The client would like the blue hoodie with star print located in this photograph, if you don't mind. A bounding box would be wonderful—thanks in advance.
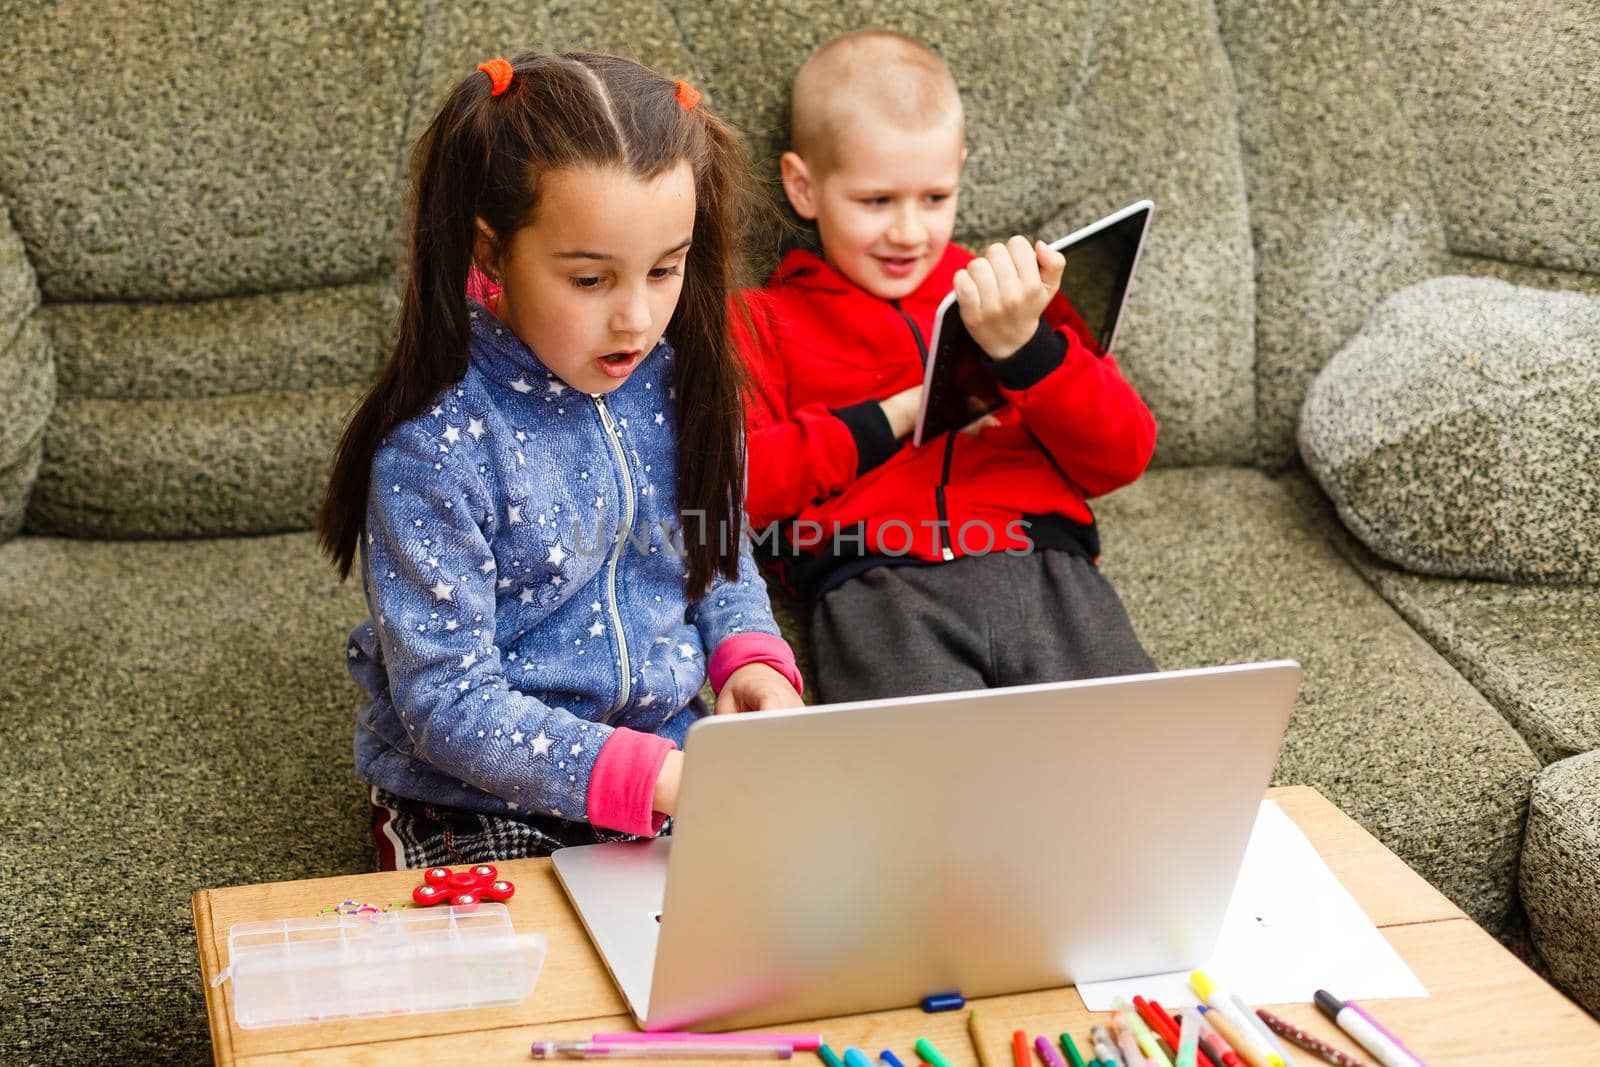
[345,304,795,832]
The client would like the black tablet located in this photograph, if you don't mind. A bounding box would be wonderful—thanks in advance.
[912,200,1153,447]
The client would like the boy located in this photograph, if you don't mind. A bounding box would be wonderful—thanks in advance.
[738,29,1158,703]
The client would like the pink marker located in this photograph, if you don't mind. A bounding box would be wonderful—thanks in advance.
[592,1032,822,1052]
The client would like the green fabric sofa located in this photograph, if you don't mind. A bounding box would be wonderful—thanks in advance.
[2,1,1596,1061]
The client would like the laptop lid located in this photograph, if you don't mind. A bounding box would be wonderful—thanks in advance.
[913,199,1154,447]
[602,660,1301,1031]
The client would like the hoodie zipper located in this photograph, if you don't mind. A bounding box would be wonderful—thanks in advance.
[891,299,956,560]
[591,394,633,718]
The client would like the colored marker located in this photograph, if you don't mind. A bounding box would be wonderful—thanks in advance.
[1059,1033,1090,1067]
[1190,973,1281,1067]
[1012,1031,1030,1067]
[1255,1010,1363,1067]
[969,1009,1003,1067]
[1114,998,1174,1067]
[820,1044,847,1067]
[1195,1010,1244,1067]
[1090,1025,1125,1067]
[1230,994,1298,1067]
[915,1038,954,1067]
[594,1033,822,1051]
[880,1052,908,1067]
[1175,1010,1200,1067]
[1111,1014,1145,1067]
[1035,1035,1069,1067]
[845,1050,877,1067]
[1196,1007,1270,1067]
[1134,997,1182,1054]
[531,1043,792,1059]
[1314,991,1427,1067]
[923,993,966,1012]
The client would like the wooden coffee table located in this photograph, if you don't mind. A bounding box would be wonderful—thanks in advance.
[192,787,1599,1065]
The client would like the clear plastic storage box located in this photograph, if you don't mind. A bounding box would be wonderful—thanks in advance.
[214,903,546,1029]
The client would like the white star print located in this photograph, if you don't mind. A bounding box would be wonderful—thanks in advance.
[550,575,563,586]
[442,425,461,444]
[467,417,486,440]
[347,645,359,659]
[546,380,567,396]
[570,742,583,756]
[654,412,664,425]
[590,601,602,612]
[547,544,567,566]
[498,577,512,589]
[430,405,443,416]
[459,652,478,669]
[595,495,605,509]
[515,431,527,442]
[529,731,553,757]
[638,691,657,708]
[518,587,535,605]
[588,620,605,637]
[478,559,495,574]
[430,580,455,603]
[511,730,524,744]
[509,378,532,394]
[507,504,522,525]
[444,620,458,631]
[676,642,697,660]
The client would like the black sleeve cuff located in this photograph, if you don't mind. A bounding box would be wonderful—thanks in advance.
[831,399,903,476]
[982,318,1067,391]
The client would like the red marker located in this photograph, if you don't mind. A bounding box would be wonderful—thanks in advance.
[1135,996,1181,1053]
[1012,1030,1030,1067]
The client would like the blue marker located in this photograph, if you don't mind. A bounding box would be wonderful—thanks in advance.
[844,1050,875,1067]
[921,992,966,1012]
[880,1052,908,1067]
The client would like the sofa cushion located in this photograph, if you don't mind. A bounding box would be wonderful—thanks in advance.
[1095,466,1540,937]
[1299,276,1600,585]
[0,206,52,538]
[1522,751,1600,1017]
[0,2,422,301]
[26,285,382,537]
[671,0,1257,466]
[0,532,369,1063]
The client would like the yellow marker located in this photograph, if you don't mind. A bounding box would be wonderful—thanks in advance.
[1190,971,1291,1067]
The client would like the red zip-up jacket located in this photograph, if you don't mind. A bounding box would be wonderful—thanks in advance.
[736,245,1157,599]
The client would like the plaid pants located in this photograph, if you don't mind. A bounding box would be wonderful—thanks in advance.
[368,786,663,870]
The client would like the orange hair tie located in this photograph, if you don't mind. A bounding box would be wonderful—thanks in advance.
[477,58,514,98]
[673,79,701,110]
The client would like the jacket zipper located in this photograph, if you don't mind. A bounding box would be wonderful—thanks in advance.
[893,299,955,559]
[592,394,634,718]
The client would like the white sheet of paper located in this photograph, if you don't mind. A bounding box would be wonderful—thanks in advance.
[1074,799,1428,1010]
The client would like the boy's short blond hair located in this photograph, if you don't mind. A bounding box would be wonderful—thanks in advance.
[790,30,963,172]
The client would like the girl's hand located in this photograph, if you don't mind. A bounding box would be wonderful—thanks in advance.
[952,236,1067,361]
[652,749,684,816]
[714,663,804,715]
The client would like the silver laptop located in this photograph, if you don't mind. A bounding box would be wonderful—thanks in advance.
[552,660,1301,1032]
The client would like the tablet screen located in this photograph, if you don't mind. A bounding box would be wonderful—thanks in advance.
[915,202,1151,446]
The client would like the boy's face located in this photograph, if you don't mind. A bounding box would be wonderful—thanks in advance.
[782,115,965,301]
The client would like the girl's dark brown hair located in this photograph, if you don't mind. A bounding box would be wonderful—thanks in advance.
[317,51,753,600]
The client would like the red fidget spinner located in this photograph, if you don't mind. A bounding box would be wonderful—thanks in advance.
[410,863,517,907]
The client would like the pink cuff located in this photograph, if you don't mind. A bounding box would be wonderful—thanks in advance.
[708,632,804,696]
[586,728,676,836]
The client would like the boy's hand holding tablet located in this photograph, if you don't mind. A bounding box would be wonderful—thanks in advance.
[951,235,1067,360]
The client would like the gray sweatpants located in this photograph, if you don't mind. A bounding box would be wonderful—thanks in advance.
[810,550,1156,704]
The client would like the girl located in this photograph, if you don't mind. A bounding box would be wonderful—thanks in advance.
[317,52,804,870]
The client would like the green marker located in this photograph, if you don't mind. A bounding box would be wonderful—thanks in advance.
[914,1037,953,1067]
[1059,1033,1089,1067]
[819,1043,846,1067]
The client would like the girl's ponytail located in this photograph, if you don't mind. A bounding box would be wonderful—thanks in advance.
[320,52,758,602]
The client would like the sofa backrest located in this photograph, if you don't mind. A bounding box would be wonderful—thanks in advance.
[1,0,1260,540]
[1216,0,1600,467]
